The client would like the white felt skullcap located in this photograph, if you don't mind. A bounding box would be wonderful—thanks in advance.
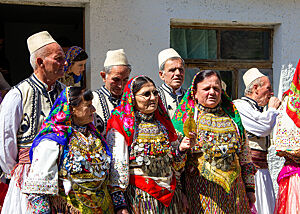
[158,48,182,69]
[243,68,266,88]
[104,49,129,67]
[27,31,57,55]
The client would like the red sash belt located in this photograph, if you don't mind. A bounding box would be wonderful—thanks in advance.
[251,149,268,169]
[10,147,31,188]
[129,174,176,207]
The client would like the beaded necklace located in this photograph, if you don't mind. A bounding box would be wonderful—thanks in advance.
[193,104,241,171]
[129,111,172,177]
[59,128,111,208]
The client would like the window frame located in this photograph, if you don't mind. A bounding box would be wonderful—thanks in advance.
[170,19,276,99]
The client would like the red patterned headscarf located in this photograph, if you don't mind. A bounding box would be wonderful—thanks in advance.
[282,59,300,127]
[106,76,177,146]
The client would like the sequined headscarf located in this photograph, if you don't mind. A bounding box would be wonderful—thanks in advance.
[106,76,178,146]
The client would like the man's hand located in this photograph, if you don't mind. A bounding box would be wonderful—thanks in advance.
[268,97,281,109]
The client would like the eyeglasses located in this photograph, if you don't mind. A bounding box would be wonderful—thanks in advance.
[135,90,159,98]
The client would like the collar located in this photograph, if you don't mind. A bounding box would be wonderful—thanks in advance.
[242,96,264,112]
[196,103,221,113]
[32,73,57,92]
[162,83,183,96]
[72,123,88,133]
[100,86,121,107]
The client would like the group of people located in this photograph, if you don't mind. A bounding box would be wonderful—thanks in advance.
[0,30,299,214]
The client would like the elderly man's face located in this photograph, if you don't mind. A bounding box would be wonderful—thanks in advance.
[42,43,66,81]
[101,65,130,98]
[159,58,185,92]
[256,76,273,106]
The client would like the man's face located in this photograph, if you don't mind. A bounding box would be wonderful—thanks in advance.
[159,58,185,91]
[42,43,66,81]
[101,65,130,97]
[256,76,273,106]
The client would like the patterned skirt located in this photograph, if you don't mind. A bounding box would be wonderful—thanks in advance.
[50,182,114,214]
[125,184,185,214]
[275,171,300,214]
[184,170,251,214]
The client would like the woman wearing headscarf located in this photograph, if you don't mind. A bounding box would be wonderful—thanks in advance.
[22,87,114,213]
[172,70,257,213]
[273,59,300,214]
[106,76,192,214]
[60,46,88,87]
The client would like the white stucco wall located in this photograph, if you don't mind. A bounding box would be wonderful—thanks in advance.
[86,0,300,96]
[2,0,299,93]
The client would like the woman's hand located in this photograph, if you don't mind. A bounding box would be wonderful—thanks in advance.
[246,192,256,204]
[179,132,196,152]
[116,209,129,214]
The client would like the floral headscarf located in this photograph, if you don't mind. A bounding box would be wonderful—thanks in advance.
[106,76,178,146]
[30,87,111,161]
[172,71,245,140]
[282,59,300,127]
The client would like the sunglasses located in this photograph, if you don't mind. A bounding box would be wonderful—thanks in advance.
[136,90,159,98]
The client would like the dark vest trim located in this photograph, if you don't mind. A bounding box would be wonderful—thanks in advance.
[16,78,41,144]
[157,86,169,115]
[94,88,110,125]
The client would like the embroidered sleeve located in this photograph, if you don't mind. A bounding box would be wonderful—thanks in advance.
[170,140,187,171]
[238,135,257,192]
[170,140,187,191]
[106,128,129,210]
[22,139,59,195]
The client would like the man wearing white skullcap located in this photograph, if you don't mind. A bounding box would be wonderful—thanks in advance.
[233,68,281,214]
[157,48,186,118]
[0,31,66,213]
[93,49,131,135]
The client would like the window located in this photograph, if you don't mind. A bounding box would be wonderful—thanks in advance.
[170,20,275,99]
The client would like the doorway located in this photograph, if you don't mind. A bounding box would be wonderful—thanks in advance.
[0,3,84,86]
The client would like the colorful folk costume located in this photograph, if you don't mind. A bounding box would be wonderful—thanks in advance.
[273,59,300,214]
[0,74,65,214]
[157,83,186,118]
[22,87,114,214]
[234,96,278,214]
[60,46,84,87]
[172,72,256,214]
[106,76,187,213]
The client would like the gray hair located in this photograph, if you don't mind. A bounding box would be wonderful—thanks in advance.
[244,77,263,96]
[29,45,50,70]
[103,64,132,74]
[160,57,185,72]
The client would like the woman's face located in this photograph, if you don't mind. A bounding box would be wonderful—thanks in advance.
[134,82,159,114]
[194,74,222,108]
[72,99,96,126]
[69,59,87,76]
